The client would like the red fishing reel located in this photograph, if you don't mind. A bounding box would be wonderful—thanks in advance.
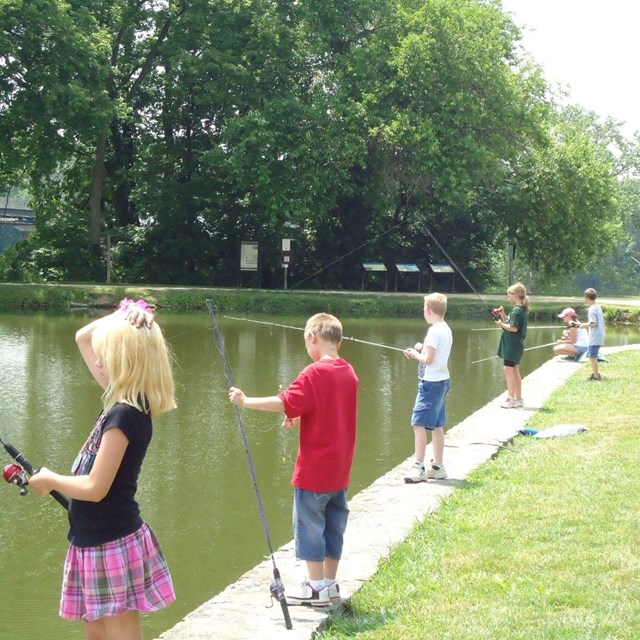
[3,463,29,496]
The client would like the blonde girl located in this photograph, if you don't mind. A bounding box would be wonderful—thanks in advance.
[494,282,529,408]
[29,300,176,640]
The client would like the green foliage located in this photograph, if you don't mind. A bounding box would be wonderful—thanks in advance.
[1,0,637,291]
[0,284,78,309]
[501,107,622,277]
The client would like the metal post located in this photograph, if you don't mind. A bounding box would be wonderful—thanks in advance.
[508,243,515,286]
[106,232,112,284]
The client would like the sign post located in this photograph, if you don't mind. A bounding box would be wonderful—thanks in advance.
[239,241,259,287]
[281,239,292,290]
[507,243,516,286]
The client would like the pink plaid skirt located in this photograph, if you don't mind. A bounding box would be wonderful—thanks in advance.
[60,522,175,622]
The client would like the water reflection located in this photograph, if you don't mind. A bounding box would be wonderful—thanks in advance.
[0,311,637,640]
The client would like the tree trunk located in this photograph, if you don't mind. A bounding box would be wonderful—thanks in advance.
[89,134,107,245]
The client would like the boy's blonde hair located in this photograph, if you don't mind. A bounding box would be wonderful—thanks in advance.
[508,282,530,312]
[304,313,343,345]
[424,292,447,317]
[91,316,177,417]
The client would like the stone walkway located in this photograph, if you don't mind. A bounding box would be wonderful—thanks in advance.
[155,345,636,640]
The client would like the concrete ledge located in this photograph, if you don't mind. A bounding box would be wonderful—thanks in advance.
[156,346,635,640]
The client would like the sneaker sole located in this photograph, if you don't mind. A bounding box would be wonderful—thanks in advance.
[286,599,331,607]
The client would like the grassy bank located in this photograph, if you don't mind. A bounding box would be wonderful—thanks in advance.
[319,349,640,640]
[0,282,461,316]
[1,283,639,323]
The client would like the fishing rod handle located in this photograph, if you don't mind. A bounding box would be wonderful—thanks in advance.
[4,441,69,510]
[272,568,293,630]
[49,489,70,510]
[14,452,35,476]
[22,459,70,510]
[26,464,70,510]
[280,598,292,630]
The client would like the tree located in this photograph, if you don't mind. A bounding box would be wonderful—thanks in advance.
[501,107,621,278]
[0,0,630,289]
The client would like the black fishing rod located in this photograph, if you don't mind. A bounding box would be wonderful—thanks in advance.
[414,217,502,320]
[206,301,293,630]
[1,436,69,510]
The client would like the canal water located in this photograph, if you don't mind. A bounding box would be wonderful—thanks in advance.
[0,311,637,639]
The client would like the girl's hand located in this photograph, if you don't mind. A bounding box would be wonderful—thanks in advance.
[118,298,154,328]
[125,307,154,328]
[27,467,56,497]
[403,348,418,360]
[229,387,246,407]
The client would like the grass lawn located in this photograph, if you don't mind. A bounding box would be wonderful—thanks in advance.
[319,350,640,640]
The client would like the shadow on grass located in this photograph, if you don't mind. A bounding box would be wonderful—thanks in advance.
[324,602,398,636]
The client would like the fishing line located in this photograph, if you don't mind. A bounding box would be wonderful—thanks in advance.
[472,325,561,332]
[287,218,407,290]
[413,216,499,320]
[224,315,406,353]
[471,341,558,364]
[206,300,293,630]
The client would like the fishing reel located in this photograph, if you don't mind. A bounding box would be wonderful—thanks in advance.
[269,577,285,603]
[268,568,292,629]
[3,463,29,496]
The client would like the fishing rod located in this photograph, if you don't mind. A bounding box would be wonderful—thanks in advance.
[287,219,408,291]
[224,315,407,353]
[471,341,557,364]
[1,436,69,510]
[472,325,561,332]
[414,217,503,321]
[207,301,293,630]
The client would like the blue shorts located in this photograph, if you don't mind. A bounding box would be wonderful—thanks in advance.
[575,345,588,356]
[293,487,349,562]
[587,344,601,359]
[411,378,451,430]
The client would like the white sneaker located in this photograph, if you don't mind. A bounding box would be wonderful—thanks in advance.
[500,397,514,408]
[511,398,524,408]
[404,461,427,483]
[286,580,330,606]
[426,461,447,480]
[325,581,341,602]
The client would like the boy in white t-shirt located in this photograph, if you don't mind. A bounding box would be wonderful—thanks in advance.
[402,293,453,483]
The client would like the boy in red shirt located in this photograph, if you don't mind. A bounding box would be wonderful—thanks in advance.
[229,313,358,606]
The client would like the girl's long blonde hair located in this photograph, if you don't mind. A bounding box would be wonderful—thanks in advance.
[91,316,177,417]
[508,282,530,312]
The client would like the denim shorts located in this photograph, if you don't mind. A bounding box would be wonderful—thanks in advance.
[587,344,601,359]
[411,378,451,430]
[293,487,349,562]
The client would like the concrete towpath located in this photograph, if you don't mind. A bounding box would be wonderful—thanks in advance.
[155,345,636,640]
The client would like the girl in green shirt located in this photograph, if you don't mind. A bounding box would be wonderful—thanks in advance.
[494,282,529,408]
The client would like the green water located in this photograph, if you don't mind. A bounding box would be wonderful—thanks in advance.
[0,312,636,639]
